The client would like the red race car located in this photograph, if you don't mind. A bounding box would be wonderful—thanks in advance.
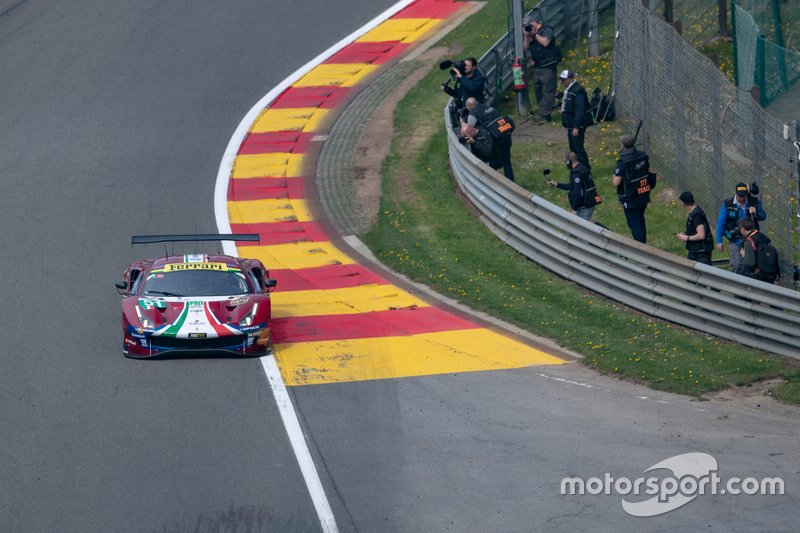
[116,234,277,358]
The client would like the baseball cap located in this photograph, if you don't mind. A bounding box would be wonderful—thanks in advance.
[678,191,694,204]
[559,70,574,80]
[735,182,749,197]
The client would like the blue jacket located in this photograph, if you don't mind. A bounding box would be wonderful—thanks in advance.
[715,196,767,245]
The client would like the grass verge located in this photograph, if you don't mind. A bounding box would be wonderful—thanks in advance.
[363,0,798,401]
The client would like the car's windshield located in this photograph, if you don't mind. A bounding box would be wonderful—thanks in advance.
[141,268,250,297]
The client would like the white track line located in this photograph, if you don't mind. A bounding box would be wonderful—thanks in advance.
[213,2,416,531]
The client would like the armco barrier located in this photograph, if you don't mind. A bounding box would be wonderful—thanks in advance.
[446,110,800,357]
[446,1,800,357]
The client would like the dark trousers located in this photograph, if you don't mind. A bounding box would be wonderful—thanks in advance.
[623,206,647,243]
[494,136,514,182]
[687,251,712,265]
[567,127,589,169]
[532,68,556,119]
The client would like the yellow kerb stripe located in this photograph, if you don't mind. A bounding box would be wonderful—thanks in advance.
[227,199,313,224]
[274,328,565,386]
[232,153,306,179]
[356,18,443,43]
[250,108,329,133]
[242,242,355,271]
[272,284,427,318]
[293,63,379,88]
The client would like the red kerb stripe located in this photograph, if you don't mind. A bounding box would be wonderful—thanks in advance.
[269,264,386,292]
[272,307,478,343]
[270,86,351,109]
[231,221,328,245]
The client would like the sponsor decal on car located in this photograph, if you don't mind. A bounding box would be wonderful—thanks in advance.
[188,332,207,339]
[164,262,226,272]
[138,298,167,310]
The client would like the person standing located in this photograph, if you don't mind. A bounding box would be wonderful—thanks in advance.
[612,134,653,243]
[675,191,713,265]
[715,182,767,270]
[440,57,485,109]
[558,70,592,170]
[522,12,559,124]
[547,152,596,220]
[465,97,514,181]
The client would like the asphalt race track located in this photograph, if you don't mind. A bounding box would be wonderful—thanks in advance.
[0,1,396,531]
[1,1,799,532]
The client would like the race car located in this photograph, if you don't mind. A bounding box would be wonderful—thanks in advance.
[115,234,277,358]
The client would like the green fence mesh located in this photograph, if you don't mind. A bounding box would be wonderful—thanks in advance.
[733,0,800,107]
[614,0,799,283]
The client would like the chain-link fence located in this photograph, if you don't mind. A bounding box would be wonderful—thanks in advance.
[614,0,799,284]
[733,0,800,107]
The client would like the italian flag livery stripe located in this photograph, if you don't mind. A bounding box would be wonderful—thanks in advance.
[154,301,240,338]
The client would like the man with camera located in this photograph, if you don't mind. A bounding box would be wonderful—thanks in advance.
[440,57,485,109]
[714,182,767,270]
[547,151,599,221]
[523,12,560,124]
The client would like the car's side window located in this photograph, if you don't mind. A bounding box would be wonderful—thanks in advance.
[130,269,143,294]
[248,269,263,293]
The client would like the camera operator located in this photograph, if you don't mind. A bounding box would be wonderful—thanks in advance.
[523,11,559,124]
[440,57,485,109]
[715,182,767,270]
[547,152,597,221]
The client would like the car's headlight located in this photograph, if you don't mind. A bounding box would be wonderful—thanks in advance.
[135,305,154,329]
[240,303,259,327]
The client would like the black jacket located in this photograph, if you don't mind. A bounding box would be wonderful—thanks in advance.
[443,69,486,105]
[561,82,591,129]
[556,164,591,210]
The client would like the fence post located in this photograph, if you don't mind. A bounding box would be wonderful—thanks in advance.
[511,0,530,115]
[755,35,766,106]
[731,0,739,86]
[795,120,800,284]
[771,0,788,88]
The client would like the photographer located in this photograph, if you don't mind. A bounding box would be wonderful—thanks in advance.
[459,115,494,166]
[523,12,559,124]
[714,182,767,270]
[440,57,485,109]
[465,97,514,181]
[547,151,597,221]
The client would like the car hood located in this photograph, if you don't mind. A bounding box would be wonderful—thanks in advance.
[136,296,253,338]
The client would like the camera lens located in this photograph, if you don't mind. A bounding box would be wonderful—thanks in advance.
[524,24,532,32]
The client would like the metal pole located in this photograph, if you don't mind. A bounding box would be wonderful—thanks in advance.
[731,0,739,86]
[718,0,728,37]
[795,120,800,283]
[771,0,788,87]
[664,0,673,24]
[588,0,600,57]
[512,0,530,115]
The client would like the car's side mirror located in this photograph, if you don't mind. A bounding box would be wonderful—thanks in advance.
[115,280,128,295]
[264,279,277,292]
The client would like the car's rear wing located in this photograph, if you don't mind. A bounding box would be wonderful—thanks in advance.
[131,234,260,245]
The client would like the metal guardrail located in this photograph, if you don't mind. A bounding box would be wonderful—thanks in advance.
[446,2,800,358]
[447,115,800,357]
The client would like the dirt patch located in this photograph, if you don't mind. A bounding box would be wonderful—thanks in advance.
[353,47,450,224]
[655,186,679,204]
[703,379,800,418]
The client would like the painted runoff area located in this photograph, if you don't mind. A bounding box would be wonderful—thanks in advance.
[214,1,564,530]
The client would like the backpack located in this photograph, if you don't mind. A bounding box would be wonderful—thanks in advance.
[582,173,602,208]
[587,88,616,126]
[472,103,515,139]
[747,234,781,282]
